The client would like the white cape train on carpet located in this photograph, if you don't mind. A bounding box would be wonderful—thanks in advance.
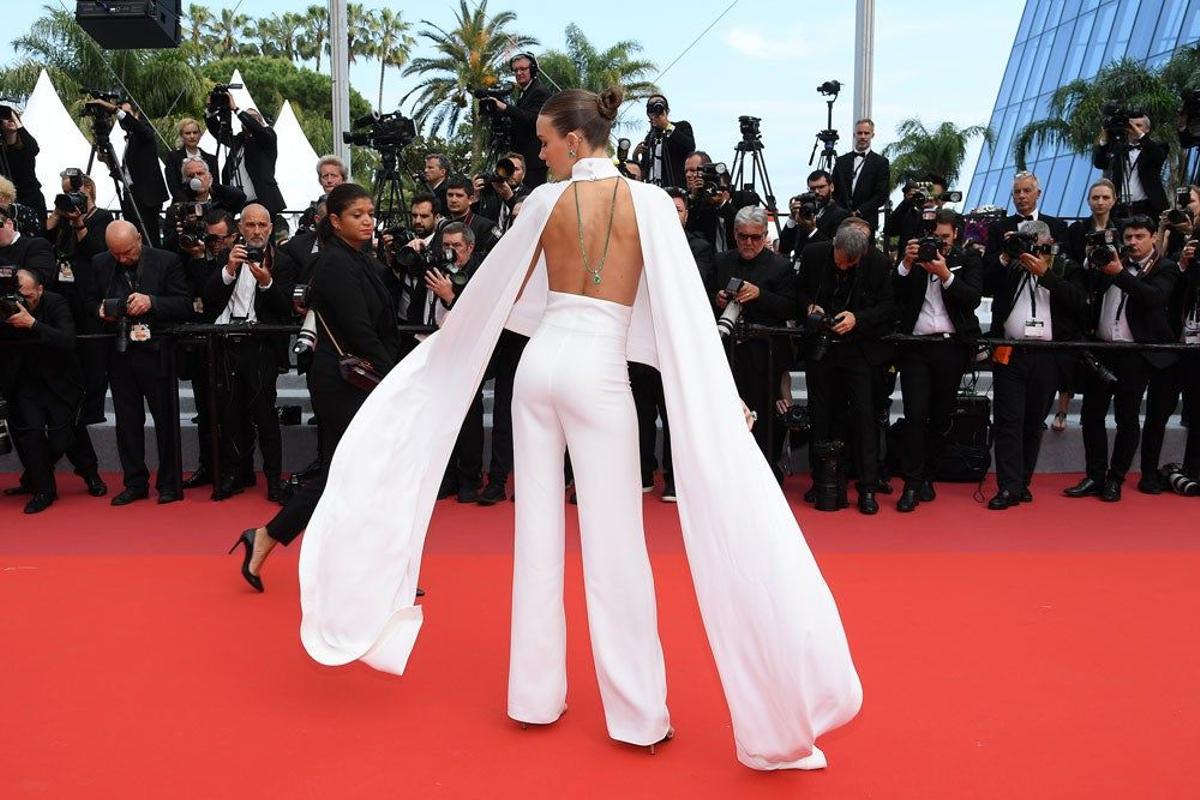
[299,158,862,768]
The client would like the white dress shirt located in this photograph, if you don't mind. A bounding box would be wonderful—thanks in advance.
[898,262,956,335]
[1097,255,1150,342]
[850,149,870,195]
[1003,272,1053,340]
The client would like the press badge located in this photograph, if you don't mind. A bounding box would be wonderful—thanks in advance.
[57,261,75,283]
[129,323,152,342]
[1024,319,1048,340]
[1185,321,1200,345]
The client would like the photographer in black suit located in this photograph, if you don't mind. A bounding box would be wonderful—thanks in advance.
[473,152,529,233]
[164,157,246,258]
[797,222,895,514]
[85,98,169,247]
[206,95,286,217]
[201,204,296,502]
[634,95,695,189]
[710,206,797,481]
[885,174,957,257]
[986,220,1087,509]
[0,106,46,224]
[165,117,219,203]
[684,151,738,252]
[985,172,1069,257]
[1092,113,1168,218]
[484,54,551,188]
[893,209,982,512]
[0,207,55,286]
[779,192,832,262]
[443,175,499,257]
[0,270,84,513]
[91,221,192,505]
[1064,216,1180,502]
[832,119,890,231]
[804,170,850,240]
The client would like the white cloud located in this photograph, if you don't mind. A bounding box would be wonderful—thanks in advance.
[723,24,826,61]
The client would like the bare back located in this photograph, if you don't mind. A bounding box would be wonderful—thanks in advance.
[539,177,644,307]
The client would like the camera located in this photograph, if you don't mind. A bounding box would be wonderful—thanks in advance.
[294,310,318,359]
[243,245,265,264]
[616,138,631,162]
[1003,231,1054,260]
[916,236,943,263]
[81,89,121,138]
[172,201,211,249]
[484,156,518,185]
[61,167,85,191]
[817,80,842,96]
[1100,100,1145,144]
[1083,228,1122,269]
[739,115,761,141]
[792,191,821,218]
[777,402,812,436]
[716,277,745,338]
[0,265,22,317]
[54,192,88,214]
[909,181,962,206]
[102,296,131,353]
[292,284,311,306]
[700,162,729,197]
[646,99,667,117]
[1166,186,1193,227]
[806,309,838,361]
[342,111,417,151]
[1159,463,1200,497]
[206,83,243,141]
[393,233,455,277]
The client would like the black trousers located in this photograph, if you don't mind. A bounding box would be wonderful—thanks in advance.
[1139,358,1182,477]
[266,377,365,545]
[630,362,672,482]
[10,379,77,495]
[108,346,181,494]
[991,348,1059,495]
[217,339,282,481]
[1182,352,1200,478]
[190,359,216,474]
[444,387,484,491]
[1080,351,1150,483]
[732,339,787,479]
[807,345,879,489]
[485,330,528,486]
[898,340,969,488]
[78,338,110,425]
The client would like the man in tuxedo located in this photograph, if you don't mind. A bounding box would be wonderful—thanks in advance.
[986,220,1087,509]
[684,151,738,253]
[893,209,983,512]
[0,269,85,513]
[0,205,55,285]
[164,158,246,257]
[1064,216,1180,502]
[85,99,169,247]
[206,97,286,217]
[796,222,895,514]
[473,152,529,233]
[985,171,1069,257]
[884,174,955,255]
[443,175,499,257]
[710,206,797,481]
[488,54,551,188]
[779,193,832,262]
[91,221,192,505]
[201,204,296,502]
[1091,114,1168,218]
[635,95,695,189]
[423,154,451,214]
[832,118,890,231]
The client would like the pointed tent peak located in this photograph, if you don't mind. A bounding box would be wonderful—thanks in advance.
[273,99,323,213]
[20,69,104,209]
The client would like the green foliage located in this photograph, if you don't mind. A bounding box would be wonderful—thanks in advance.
[883,119,995,190]
[538,24,658,100]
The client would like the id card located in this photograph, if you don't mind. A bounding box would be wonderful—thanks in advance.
[1024,319,1048,340]
[1185,323,1200,345]
[57,261,75,283]
[129,323,152,342]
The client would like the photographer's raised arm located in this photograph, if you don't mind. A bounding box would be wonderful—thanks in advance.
[238,110,278,151]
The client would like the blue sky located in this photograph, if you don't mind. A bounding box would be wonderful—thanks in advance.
[4,1,1024,200]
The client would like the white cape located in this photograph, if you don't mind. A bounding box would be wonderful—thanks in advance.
[299,158,862,768]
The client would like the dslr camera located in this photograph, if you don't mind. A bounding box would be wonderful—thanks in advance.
[792,192,822,218]
[909,181,963,206]
[54,192,88,215]
[81,89,121,138]
[0,265,23,317]
[173,201,212,249]
[1003,231,1055,260]
[699,162,729,198]
[389,229,456,278]
[916,236,944,263]
[817,80,842,96]
[1100,100,1145,144]
[716,277,745,338]
[1083,228,1125,269]
[1166,186,1193,227]
[484,156,518,185]
[806,309,839,362]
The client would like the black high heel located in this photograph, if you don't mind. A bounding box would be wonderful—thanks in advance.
[229,529,264,593]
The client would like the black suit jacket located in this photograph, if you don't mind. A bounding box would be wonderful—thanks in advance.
[639,121,696,189]
[1085,256,1181,368]
[161,186,247,256]
[0,234,56,286]
[90,246,192,351]
[779,224,830,261]
[117,113,168,208]
[280,231,321,285]
[985,212,1070,256]
[832,150,890,226]
[504,79,552,184]
[165,147,220,203]
[814,200,850,239]
[1092,137,1169,215]
[795,242,896,365]
[686,230,715,290]
[893,246,983,340]
[201,243,299,368]
[1065,217,1117,264]
[987,254,1088,343]
[0,291,83,406]
[0,128,44,211]
[209,110,287,215]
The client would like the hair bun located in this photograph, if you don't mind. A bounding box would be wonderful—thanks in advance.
[597,86,624,122]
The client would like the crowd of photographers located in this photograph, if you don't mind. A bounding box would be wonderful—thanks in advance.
[1,71,1198,519]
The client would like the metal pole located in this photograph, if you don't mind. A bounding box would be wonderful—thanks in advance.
[853,0,875,123]
[329,0,351,175]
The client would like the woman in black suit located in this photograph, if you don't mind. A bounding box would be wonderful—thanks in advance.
[165,118,219,202]
[231,183,401,591]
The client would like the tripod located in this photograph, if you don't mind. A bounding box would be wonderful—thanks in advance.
[85,114,150,243]
[808,93,840,174]
[371,146,408,229]
[730,127,782,238]
[1104,134,1136,221]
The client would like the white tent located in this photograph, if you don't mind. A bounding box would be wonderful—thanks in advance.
[273,100,321,213]
[199,69,261,175]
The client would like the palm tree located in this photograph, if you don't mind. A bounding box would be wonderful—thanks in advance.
[373,8,416,112]
[401,0,538,160]
[346,3,376,65]
[211,8,252,59]
[537,24,658,102]
[183,4,214,53]
[882,119,995,189]
[1011,48,1200,187]
[251,12,305,62]
[298,4,330,73]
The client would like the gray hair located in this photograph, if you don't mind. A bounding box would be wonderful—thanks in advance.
[442,221,475,246]
[1018,219,1051,241]
[316,155,347,179]
[181,155,210,179]
[833,224,870,261]
[733,205,768,229]
[1013,171,1040,190]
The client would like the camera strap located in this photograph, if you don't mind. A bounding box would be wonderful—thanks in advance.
[1017,272,1040,318]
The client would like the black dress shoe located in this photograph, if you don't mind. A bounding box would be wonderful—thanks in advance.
[212,477,244,501]
[81,472,108,497]
[641,473,655,493]
[266,478,287,503]
[157,491,183,505]
[803,486,816,504]
[1137,475,1164,495]
[857,490,878,515]
[456,485,480,503]
[1100,479,1122,502]
[1019,487,1033,503]
[181,468,212,489]
[661,478,677,503]
[289,458,323,484]
[24,493,55,514]
[237,472,258,489]
[874,478,894,495]
[3,484,33,496]
[919,481,936,502]
[987,490,1019,510]
[1063,477,1103,498]
[111,488,149,506]
[477,481,506,506]
[897,487,920,512]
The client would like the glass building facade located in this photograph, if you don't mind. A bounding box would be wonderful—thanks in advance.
[964,0,1200,218]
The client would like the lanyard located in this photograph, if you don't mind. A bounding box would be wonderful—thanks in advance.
[1018,272,1039,318]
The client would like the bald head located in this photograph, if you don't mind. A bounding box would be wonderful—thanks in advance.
[107,221,143,267]
[239,203,273,248]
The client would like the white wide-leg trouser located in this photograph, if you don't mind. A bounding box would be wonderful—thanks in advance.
[507,291,671,746]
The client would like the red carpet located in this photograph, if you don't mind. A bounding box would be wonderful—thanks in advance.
[2,473,1199,798]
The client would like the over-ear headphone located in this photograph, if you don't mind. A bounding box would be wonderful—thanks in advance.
[511,52,539,80]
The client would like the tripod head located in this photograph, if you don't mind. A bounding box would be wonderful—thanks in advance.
[809,80,842,172]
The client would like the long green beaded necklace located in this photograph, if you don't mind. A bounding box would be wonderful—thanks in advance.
[573,177,621,285]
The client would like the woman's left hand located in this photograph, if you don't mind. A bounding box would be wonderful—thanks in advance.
[742,401,756,431]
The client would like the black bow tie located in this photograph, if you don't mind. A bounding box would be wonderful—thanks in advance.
[1021,215,1035,221]
[854,152,866,159]
[1128,142,1142,150]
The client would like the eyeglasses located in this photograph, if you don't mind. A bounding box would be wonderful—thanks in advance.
[735,232,765,242]
[513,66,531,73]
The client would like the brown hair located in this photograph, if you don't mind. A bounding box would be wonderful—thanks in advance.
[540,86,624,148]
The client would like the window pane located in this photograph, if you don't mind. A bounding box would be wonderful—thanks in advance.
[1125,0,1165,61]
[1031,0,1053,33]
[1039,156,1072,215]
[981,171,1002,210]
[1150,0,1188,56]
[1016,0,1040,43]
[1040,19,1077,95]
[1063,11,1098,82]
[1022,33,1055,99]
[1104,0,1141,61]
[1043,0,1065,29]
[1082,0,1103,13]
[997,42,1027,108]
[982,108,1010,172]
[1063,155,1098,219]
[1029,95,1056,161]
[1082,1,1119,78]
[1185,0,1200,44]
[1060,0,1084,19]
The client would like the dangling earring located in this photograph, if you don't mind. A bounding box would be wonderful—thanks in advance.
[568,147,577,159]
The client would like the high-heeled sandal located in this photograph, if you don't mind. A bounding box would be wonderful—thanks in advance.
[228,529,264,593]
[649,727,675,755]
